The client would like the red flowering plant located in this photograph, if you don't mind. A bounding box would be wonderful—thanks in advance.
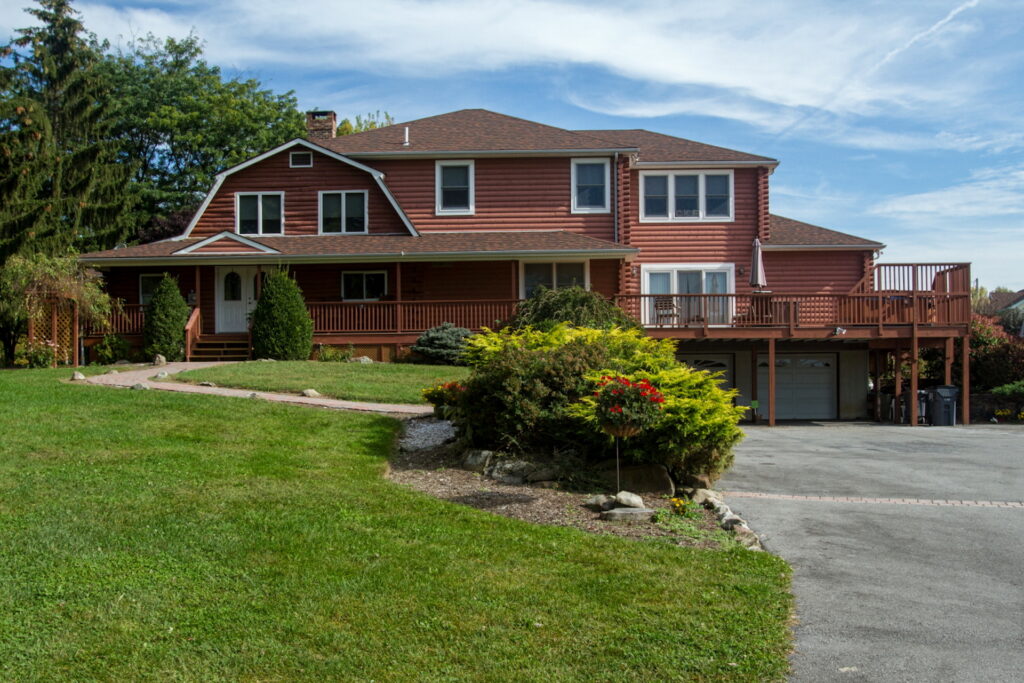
[592,375,665,438]
[422,380,467,418]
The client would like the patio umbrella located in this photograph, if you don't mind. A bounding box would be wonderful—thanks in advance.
[750,237,768,289]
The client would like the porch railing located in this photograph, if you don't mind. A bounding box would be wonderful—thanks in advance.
[83,304,147,336]
[615,292,971,330]
[307,300,518,334]
[184,308,202,360]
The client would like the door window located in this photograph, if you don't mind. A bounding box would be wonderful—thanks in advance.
[223,272,242,301]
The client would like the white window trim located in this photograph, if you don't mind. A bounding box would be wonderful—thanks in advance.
[435,160,475,215]
[570,158,611,214]
[234,192,285,235]
[139,273,164,306]
[640,262,736,326]
[518,260,591,300]
[289,151,313,168]
[639,170,734,223]
[318,190,369,235]
[341,270,388,302]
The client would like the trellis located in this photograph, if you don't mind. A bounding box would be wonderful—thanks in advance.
[26,299,80,367]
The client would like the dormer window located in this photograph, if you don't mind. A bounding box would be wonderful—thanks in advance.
[290,151,313,168]
[571,158,610,213]
[435,160,474,215]
[640,171,733,222]
[236,192,283,235]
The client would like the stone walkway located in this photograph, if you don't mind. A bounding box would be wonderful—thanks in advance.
[82,362,432,416]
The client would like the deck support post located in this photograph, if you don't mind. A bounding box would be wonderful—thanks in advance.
[872,350,882,422]
[767,338,776,427]
[750,346,759,424]
[944,337,954,385]
[897,344,905,423]
[961,335,970,425]
[909,337,920,426]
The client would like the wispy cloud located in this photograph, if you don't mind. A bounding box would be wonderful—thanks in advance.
[872,165,1024,218]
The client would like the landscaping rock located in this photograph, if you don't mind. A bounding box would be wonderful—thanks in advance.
[485,459,533,485]
[720,513,746,530]
[400,419,456,452]
[349,355,374,364]
[732,524,763,550]
[614,491,645,509]
[257,358,276,362]
[105,369,119,375]
[600,507,656,522]
[70,371,86,381]
[114,359,131,366]
[248,392,260,399]
[583,494,616,511]
[526,465,559,483]
[462,449,493,472]
[690,488,721,507]
[155,371,169,379]
[301,388,321,398]
[198,381,217,387]
[598,464,675,496]
[131,383,150,390]
[152,354,167,366]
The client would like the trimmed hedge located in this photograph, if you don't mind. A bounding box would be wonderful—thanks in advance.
[250,270,313,360]
[143,275,189,361]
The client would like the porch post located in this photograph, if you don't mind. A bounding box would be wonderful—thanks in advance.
[395,262,403,334]
[767,338,776,427]
[750,346,759,424]
[909,338,919,426]
[944,337,954,385]
[50,302,58,368]
[893,343,903,424]
[72,300,79,367]
[872,350,881,422]
[194,265,202,334]
[255,265,261,298]
[961,335,970,425]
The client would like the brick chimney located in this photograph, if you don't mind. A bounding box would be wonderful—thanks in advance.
[305,110,337,140]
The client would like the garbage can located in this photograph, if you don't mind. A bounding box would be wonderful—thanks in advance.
[900,390,928,424]
[927,385,959,426]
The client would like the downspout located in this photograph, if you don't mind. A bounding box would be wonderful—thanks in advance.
[612,152,619,243]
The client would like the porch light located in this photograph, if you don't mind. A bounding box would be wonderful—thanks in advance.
[833,326,847,336]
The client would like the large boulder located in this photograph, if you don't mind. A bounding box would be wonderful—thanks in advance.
[614,491,645,508]
[70,371,86,381]
[485,458,534,485]
[301,388,321,397]
[462,449,493,472]
[152,354,167,366]
[598,463,675,496]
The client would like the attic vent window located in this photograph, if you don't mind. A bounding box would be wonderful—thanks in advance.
[290,151,313,168]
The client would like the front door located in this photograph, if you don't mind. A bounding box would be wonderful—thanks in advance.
[215,266,259,333]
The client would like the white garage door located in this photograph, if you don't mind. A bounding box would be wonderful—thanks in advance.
[757,353,837,420]
[679,354,734,387]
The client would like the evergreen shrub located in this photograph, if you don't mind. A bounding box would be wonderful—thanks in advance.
[143,275,189,361]
[411,322,472,365]
[250,270,313,361]
[508,286,638,331]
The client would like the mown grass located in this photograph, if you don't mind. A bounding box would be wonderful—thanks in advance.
[0,367,792,680]
[176,360,469,404]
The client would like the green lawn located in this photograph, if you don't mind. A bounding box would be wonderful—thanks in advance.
[0,367,792,680]
[176,360,469,404]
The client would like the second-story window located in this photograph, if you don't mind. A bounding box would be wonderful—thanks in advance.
[436,160,474,215]
[236,192,283,235]
[571,158,610,213]
[640,171,733,222]
[319,191,368,234]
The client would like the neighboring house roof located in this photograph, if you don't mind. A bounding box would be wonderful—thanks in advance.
[989,289,1024,311]
[763,215,884,250]
[575,128,776,165]
[321,109,633,156]
[80,230,638,265]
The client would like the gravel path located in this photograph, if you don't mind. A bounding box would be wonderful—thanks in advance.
[81,362,432,416]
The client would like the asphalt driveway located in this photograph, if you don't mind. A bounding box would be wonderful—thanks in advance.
[719,423,1024,682]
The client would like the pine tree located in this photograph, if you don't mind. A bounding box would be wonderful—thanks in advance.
[143,274,189,361]
[4,0,137,256]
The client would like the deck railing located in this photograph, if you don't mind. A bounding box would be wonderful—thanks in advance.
[307,300,519,334]
[83,304,147,336]
[615,292,971,330]
[851,263,971,294]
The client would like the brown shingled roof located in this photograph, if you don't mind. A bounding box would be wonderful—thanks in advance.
[322,109,630,155]
[575,129,776,164]
[80,231,636,263]
[765,215,884,249]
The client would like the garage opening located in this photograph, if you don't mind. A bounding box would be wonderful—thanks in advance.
[757,353,837,420]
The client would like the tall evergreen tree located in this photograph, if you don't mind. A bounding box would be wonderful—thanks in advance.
[4,0,136,256]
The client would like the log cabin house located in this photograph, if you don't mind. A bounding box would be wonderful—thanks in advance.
[79,109,972,424]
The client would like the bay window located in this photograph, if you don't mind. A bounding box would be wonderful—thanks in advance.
[640,171,733,222]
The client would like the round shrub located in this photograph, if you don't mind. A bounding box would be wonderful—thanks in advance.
[411,322,472,365]
[143,274,190,361]
[250,270,313,360]
[94,333,132,364]
[509,286,638,331]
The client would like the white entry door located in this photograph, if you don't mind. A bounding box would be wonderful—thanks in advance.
[215,266,259,333]
[757,353,838,420]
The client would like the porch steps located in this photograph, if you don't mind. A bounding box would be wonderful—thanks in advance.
[190,335,251,361]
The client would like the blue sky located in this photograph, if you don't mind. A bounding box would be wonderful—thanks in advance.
[4,0,1023,288]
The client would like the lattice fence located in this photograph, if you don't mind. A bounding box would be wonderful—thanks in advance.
[27,299,79,367]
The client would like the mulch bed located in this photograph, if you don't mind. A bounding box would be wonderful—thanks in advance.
[387,441,730,548]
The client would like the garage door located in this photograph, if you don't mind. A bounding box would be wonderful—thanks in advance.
[679,354,734,387]
[757,353,837,420]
